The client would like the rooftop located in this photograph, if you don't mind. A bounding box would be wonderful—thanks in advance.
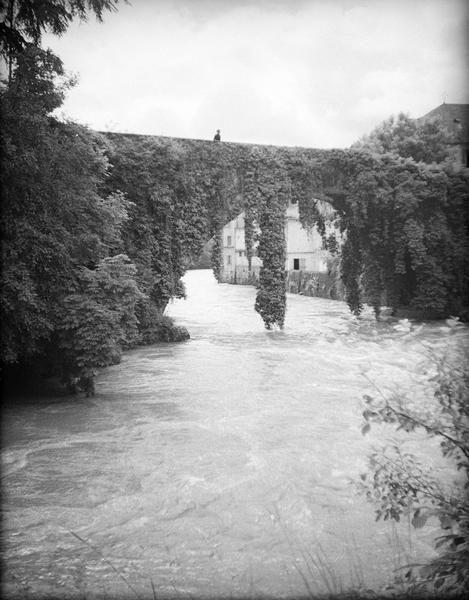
[415,103,469,143]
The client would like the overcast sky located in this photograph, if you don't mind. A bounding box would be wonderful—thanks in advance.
[44,0,469,148]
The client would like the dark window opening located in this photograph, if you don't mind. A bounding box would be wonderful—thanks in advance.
[293,258,300,270]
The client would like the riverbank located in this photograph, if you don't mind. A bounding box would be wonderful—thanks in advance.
[2,314,190,399]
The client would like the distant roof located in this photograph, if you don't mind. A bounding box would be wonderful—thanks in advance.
[415,103,469,143]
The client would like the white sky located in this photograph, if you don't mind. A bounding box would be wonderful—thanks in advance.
[44,0,469,148]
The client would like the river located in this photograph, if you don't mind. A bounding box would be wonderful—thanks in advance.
[2,269,468,599]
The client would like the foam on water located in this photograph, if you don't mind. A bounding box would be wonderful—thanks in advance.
[2,269,468,599]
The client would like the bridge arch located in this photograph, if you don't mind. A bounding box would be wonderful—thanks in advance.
[103,132,468,327]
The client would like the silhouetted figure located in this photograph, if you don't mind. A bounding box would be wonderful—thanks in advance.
[213,129,221,141]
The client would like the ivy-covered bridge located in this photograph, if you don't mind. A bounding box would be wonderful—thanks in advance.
[104,131,468,328]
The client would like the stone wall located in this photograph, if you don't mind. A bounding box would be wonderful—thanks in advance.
[221,267,344,300]
[286,270,344,300]
[219,265,260,285]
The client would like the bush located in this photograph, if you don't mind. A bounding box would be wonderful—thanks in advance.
[359,320,469,596]
[136,300,189,344]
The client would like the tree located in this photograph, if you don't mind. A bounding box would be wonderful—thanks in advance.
[0,0,122,80]
[352,112,455,165]
[305,148,469,320]
[1,33,141,390]
[53,255,142,391]
[339,111,468,320]
[104,137,206,315]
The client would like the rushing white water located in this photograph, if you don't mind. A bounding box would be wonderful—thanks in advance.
[2,269,468,599]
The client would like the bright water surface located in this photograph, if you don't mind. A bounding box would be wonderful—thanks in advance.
[2,269,468,599]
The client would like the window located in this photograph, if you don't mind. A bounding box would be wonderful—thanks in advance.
[227,235,232,246]
[293,258,300,270]
[227,255,231,265]
[238,251,243,257]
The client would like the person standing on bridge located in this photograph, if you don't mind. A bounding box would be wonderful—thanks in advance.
[213,129,221,141]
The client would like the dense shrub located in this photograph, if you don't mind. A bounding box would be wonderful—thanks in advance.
[359,321,469,595]
[0,48,144,388]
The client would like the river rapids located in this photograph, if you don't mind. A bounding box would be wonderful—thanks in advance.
[2,269,468,599]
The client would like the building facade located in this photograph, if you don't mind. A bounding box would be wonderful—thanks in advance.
[221,212,262,285]
[220,199,340,298]
[284,200,329,274]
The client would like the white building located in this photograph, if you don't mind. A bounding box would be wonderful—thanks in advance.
[220,199,332,285]
[221,213,262,284]
[284,200,329,273]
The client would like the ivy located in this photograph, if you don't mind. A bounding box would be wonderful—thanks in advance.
[249,153,290,328]
[294,150,469,320]
[255,207,287,329]
[103,128,468,327]
[52,254,142,391]
[209,218,224,283]
[243,208,255,271]
[340,228,364,317]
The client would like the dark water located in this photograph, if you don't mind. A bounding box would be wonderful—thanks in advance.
[2,270,468,599]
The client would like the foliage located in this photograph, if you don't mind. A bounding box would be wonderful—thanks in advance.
[205,145,241,282]
[103,135,212,310]
[225,148,288,328]
[238,155,260,273]
[305,149,469,319]
[53,255,142,391]
[137,305,189,345]
[255,209,287,329]
[340,228,363,316]
[106,128,468,328]
[291,112,468,321]
[359,323,469,596]
[243,206,255,271]
[353,112,455,164]
[0,29,141,390]
[209,221,223,282]
[1,0,197,395]
[0,0,122,80]
[104,131,468,327]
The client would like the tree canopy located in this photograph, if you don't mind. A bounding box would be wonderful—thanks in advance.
[352,111,456,164]
[1,0,121,61]
[329,112,469,318]
[0,45,144,390]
